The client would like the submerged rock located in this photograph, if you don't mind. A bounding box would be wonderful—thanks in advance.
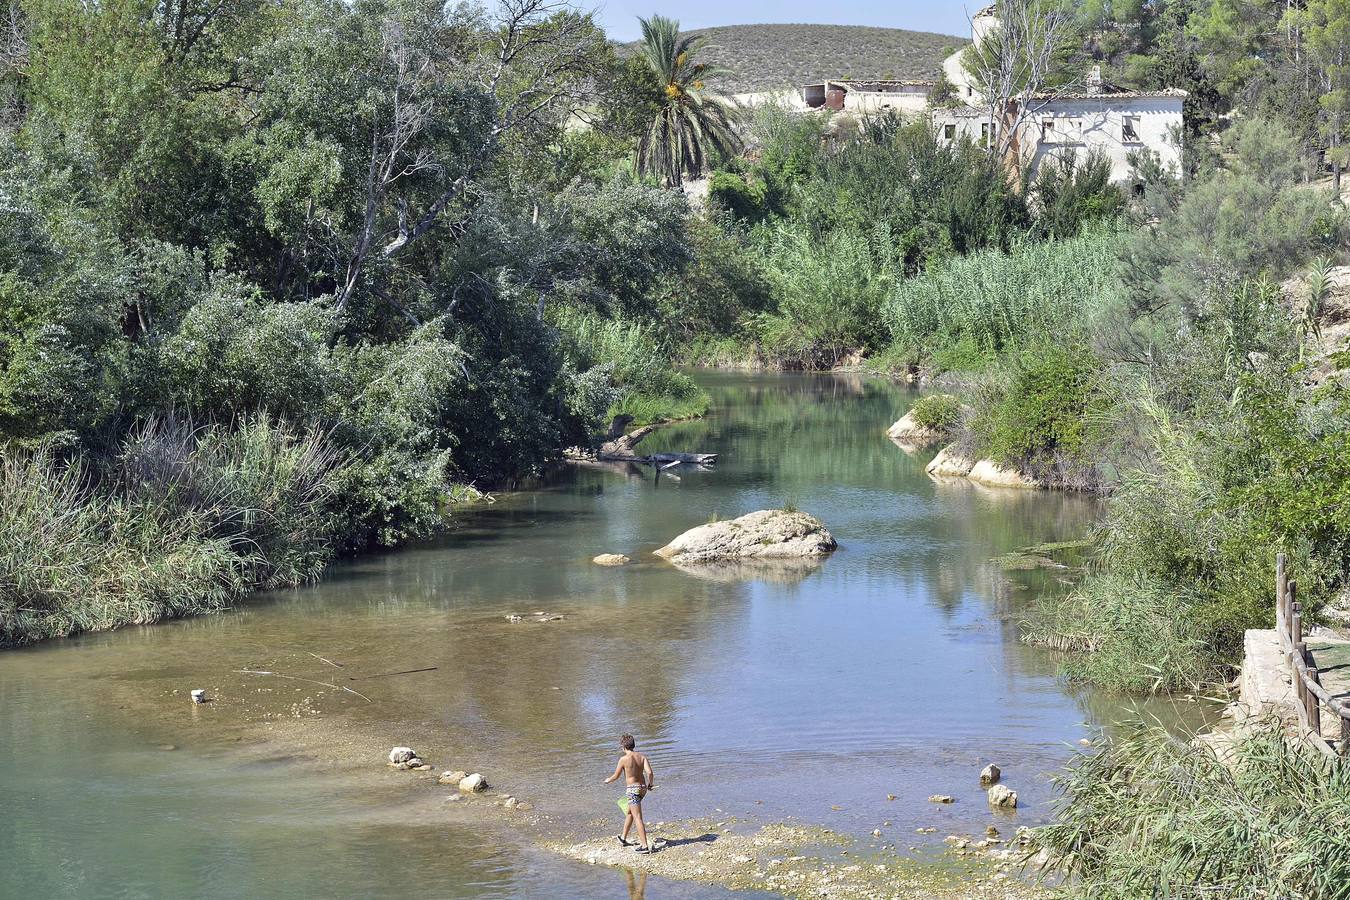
[439,770,469,785]
[654,510,837,564]
[979,764,1001,786]
[927,794,955,804]
[592,553,630,566]
[925,445,976,479]
[987,785,1017,808]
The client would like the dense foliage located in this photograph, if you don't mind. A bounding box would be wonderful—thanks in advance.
[0,0,715,643]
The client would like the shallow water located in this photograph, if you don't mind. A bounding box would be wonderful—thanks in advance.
[0,372,1214,899]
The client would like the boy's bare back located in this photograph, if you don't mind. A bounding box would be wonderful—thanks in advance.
[617,750,649,786]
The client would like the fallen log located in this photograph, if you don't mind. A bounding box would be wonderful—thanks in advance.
[595,415,717,466]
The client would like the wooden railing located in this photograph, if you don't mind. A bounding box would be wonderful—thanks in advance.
[1274,553,1350,756]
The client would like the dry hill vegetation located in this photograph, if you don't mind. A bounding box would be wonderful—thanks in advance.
[621,23,964,93]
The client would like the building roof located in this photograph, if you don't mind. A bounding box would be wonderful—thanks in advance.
[1032,87,1188,101]
[972,3,998,18]
[804,79,937,90]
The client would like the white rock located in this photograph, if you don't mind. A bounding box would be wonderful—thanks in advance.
[980,764,1001,786]
[459,773,487,793]
[388,747,417,765]
[987,784,1018,808]
[653,509,837,563]
[968,459,1040,489]
[439,770,468,785]
[886,410,946,446]
[925,444,976,479]
[592,553,630,566]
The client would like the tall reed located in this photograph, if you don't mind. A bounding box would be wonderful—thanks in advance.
[0,417,345,646]
[881,224,1121,357]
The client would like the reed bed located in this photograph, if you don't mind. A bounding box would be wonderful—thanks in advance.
[1035,720,1350,898]
[881,225,1121,357]
[0,417,344,646]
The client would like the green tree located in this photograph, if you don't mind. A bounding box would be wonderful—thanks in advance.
[633,15,741,186]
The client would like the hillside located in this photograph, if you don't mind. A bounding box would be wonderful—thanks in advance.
[622,24,965,94]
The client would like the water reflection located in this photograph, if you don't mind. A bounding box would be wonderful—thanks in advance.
[0,371,1216,899]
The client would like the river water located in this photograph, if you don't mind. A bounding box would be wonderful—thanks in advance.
[0,372,1212,899]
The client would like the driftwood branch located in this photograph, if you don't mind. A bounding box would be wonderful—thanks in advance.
[596,416,717,466]
[236,668,373,702]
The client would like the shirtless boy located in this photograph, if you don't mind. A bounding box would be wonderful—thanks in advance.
[603,734,655,853]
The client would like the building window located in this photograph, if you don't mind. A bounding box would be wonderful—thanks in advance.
[981,122,991,147]
[943,123,956,141]
[1040,119,1054,142]
[1122,115,1140,142]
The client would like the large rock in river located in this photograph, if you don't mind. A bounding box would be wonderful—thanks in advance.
[968,459,1041,489]
[886,410,947,447]
[926,444,976,479]
[654,510,837,563]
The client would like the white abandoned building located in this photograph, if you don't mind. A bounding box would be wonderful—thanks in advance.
[794,5,1185,182]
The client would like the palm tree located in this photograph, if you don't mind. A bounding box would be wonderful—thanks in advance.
[634,15,742,186]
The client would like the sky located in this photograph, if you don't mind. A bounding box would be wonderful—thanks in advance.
[595,0,974,41]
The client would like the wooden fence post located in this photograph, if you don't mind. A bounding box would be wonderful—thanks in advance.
[1276,553,1287,633]
[1291,580,1304,709]
[1306,648,1323,738]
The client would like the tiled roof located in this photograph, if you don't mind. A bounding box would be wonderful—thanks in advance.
[1032,87,1188,100]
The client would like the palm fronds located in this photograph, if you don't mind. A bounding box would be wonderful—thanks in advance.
[634,15,743,185]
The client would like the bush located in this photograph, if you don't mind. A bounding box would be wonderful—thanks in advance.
[551,305,710,426]
[750,223,892,368]
[1022,572,1212,692]
[0,417,345,646]
[970,344,1111,480]
[880,225,1121,357]
[1036,721,1350,898]
[908,393,962,431]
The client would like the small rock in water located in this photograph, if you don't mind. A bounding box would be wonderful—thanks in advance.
[535,614,564,622]
[987,785,1017,808]
[515,801,533,811]
[886,794,897,801]
[980,764,1001,786]
[592,554,630,566]
[388,747,418,766]
[505,614,522,623]
[871,829,882,836]
[503,797,518,809]
[439,770,468,785]
[986,825,1000,837]
[158,744,177,752]
[927,795,955,804]
[190,689,207,704]
[415,764,432,771]
[459,773,488,793]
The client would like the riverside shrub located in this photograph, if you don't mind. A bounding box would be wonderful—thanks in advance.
[908,394,962,432]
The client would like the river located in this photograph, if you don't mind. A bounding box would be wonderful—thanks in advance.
[0,372,1213,899]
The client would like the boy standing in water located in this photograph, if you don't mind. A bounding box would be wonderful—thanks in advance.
[603,734,656,853]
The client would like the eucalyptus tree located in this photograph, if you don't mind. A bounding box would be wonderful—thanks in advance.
[633,14,741,187]
[242,0,607,329]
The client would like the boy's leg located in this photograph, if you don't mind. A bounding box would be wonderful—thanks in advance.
[621,805,634,842]
[631,798,649,849]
